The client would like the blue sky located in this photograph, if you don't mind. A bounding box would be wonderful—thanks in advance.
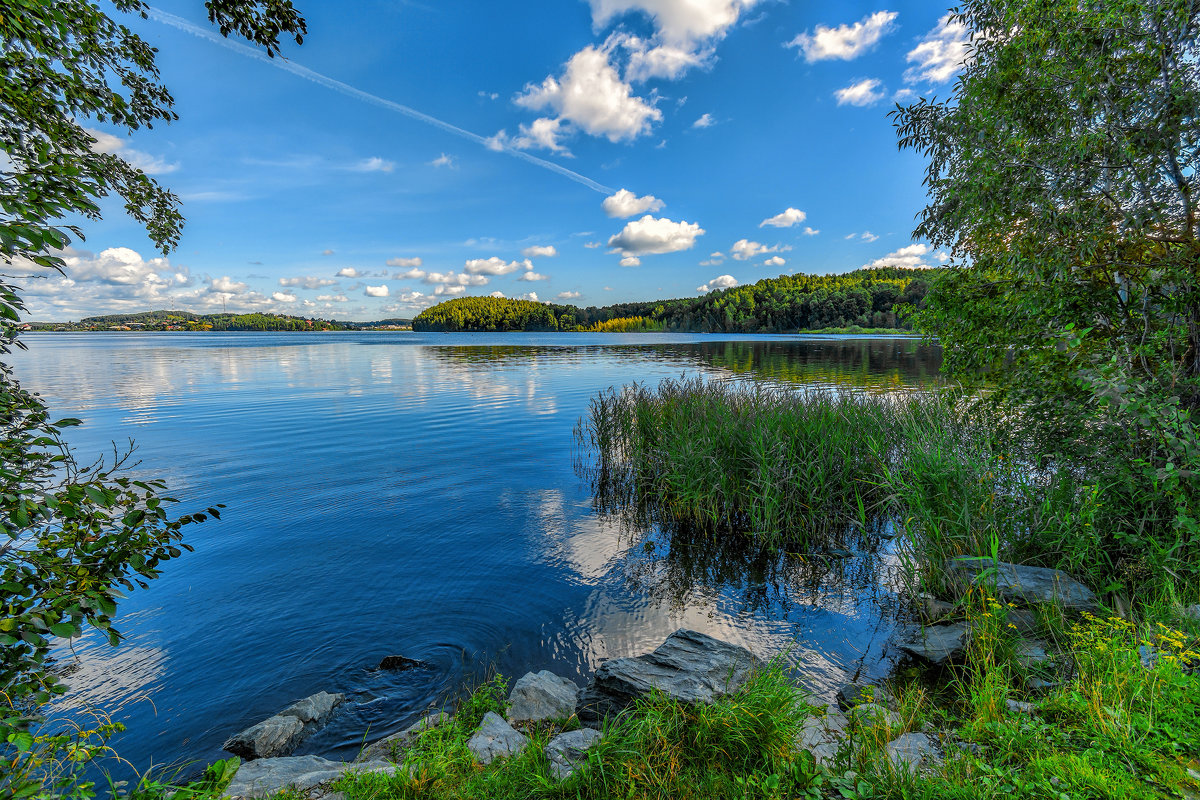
[26,0,967,321]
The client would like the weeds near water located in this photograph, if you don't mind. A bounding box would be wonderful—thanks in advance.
[575,376,951,549]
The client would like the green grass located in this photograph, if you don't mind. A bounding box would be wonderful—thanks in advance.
[326,610,1200,800]
[575,376,951,549]
[334,664,812,800]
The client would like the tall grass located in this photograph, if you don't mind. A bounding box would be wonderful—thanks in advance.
[575,376,948,548]
[576,375,1198,598]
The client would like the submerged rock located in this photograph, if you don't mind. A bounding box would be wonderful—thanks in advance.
[576,629,762,726]
[508,671,580,724]
[893,623,970,665]
[355,711,451,763]
[378,655,427,671]
[946,558,1099,612]
[224,692,346,760]
[223,755,395,799]
[545,728,603,780]
[467,712,529,764]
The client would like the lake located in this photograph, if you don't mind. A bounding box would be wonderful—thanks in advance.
[10,331,941,775]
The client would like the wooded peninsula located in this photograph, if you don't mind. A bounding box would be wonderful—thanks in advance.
[412,267,929,332]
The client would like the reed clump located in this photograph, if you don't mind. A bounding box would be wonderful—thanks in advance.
[576,375,948,548]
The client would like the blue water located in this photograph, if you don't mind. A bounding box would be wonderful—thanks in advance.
[9,332,941,776]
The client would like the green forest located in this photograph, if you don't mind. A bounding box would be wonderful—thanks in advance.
[34,311,345,331]
[413,267,931,332]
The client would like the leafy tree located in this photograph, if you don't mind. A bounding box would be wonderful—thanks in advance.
[2,0,306,794]
[894,0,1200,589]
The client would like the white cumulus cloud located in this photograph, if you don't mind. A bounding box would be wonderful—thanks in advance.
[435,285,467,296]
[365,285,390,297]
[608,215,704,256]
[787,11,897,61]
[697,274,738,292]
[518,271,550,281]
[423,271,489,286]
[464,257,529,276]
[905,14,971,85]
[515,46,662,146]
[589,0,757,52]
[279,276,338,289]
[557,290,582,300]
[603,189,665,218]
[865,243,934,269]
[336,267,362,278]
[693,113,714,128]
[729,239,789,261]
[763,256,786,267]
[271,291,297,302]
[759,208,807,228]
[521,245,558,258]
[316,294,349,302]
[835,78,886,107]
[620,256,642,267]
[386,257,423,268]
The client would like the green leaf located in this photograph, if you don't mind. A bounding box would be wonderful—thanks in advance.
[49,622,77,638]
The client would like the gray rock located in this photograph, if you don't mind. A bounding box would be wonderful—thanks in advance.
[1183,604,1200,623]
[576,629,762,726]
[1014,641,1052,670]
[356,711,451,763]
[1139,645,1160,669]
[1007,609,1040,635]
[894,623,970,665]
[885,732,939,771]
[508,671,580,724]
[915,592,956,622]
[1025,676,1060,693]
[279,692,345,726]
[946,558,1099,612]
[466,712,529,764]
[225,692,347,760]
[224,715,305,760]
[223,755,396,799]
[836,683,894,712]
[794,707,849,767]
[545,728,603,780]
[1006,699,1036,714]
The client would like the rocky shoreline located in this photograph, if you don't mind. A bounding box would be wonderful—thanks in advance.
[219,558,1200,799]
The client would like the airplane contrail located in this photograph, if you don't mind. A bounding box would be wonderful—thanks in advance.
[145,7,615,195]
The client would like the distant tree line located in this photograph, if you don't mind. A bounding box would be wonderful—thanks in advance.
[413,268,933,333]
[39,311,345,331]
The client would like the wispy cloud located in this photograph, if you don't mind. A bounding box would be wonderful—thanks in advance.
[145,6,614,195]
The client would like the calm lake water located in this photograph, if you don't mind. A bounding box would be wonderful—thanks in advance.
[11,332,941,775]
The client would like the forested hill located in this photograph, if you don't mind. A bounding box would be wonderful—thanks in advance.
[48,311,345,331]
[413,267,935,333]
